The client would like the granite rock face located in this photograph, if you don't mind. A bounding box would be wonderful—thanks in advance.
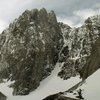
[58,15,100,80]
[43,93,80,100]
[0,92,7,100]
[81,37,100,79]
[0,8,63,95]
[0,8,100,96]
[43,15,100,100]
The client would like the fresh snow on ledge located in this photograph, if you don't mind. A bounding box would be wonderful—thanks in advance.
[0,63,81,100]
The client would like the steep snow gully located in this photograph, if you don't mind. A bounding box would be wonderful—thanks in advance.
[0,63,81,100]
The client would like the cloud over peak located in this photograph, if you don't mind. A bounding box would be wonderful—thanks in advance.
[0,0,100,32]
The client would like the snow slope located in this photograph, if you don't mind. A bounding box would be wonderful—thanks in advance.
[0,63,81,100]
[62,69,100,100]
[78,69,100,100]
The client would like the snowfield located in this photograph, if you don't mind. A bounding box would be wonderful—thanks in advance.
[78,69,100,100]
[0,63,81,100]
[63,69,100,100]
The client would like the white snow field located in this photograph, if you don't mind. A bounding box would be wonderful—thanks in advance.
[78,69,100,100]
[63,69,100,100]
[0,63,81,100]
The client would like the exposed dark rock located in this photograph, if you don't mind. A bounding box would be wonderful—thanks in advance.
[0,7,100,96]
[43,93,80,100]
[81,37,100,79]
[43,93,59,100]
[0,92,7,100]
[79,15,100,79]
[0,8,63,95]
[58,15,100,80]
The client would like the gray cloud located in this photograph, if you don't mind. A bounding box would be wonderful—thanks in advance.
[0,0,100,32]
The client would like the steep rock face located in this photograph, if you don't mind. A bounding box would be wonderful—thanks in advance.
[58,15,100,80]
[0,7,100,96]
[0,92,7,100]
[42,15,100,99]
[0,8,63,95]
[81,37,100,79]
[43,93,80,100]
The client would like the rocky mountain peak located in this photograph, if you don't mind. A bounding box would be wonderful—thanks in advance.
[0,8,63,95]
[0,8,100,97]
[58,15,100,80]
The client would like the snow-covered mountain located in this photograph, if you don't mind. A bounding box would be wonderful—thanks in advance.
[58,15,100,80]
[43,15,100,100]
[0,8,100,100]
[0,8,63,95]
[0,63,81,100]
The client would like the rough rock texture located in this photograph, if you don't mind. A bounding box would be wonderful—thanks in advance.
[0,7,100,96]
[58,15,100,80]
[81,37,100,79]
[0,8,63,95]
[0,92,7,100]
[43,93,80,100]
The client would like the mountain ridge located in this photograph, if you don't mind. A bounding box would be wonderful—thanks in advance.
[0,8,100,96]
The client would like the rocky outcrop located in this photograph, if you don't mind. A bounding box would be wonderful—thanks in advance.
[43,93,80,100]
[81,37,100,79]
[58,15,100,80]
[0,92,7,100]
[0,7,100,96]
[0,8,63,95]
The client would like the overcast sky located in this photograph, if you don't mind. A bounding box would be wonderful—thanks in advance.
[0,0,100,32]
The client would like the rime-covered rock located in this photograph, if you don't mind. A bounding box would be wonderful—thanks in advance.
[0,7,100,96]
[0,8,63,95]
[44,15,100,100]
[81,37,100,79]
[58,15,100,80]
